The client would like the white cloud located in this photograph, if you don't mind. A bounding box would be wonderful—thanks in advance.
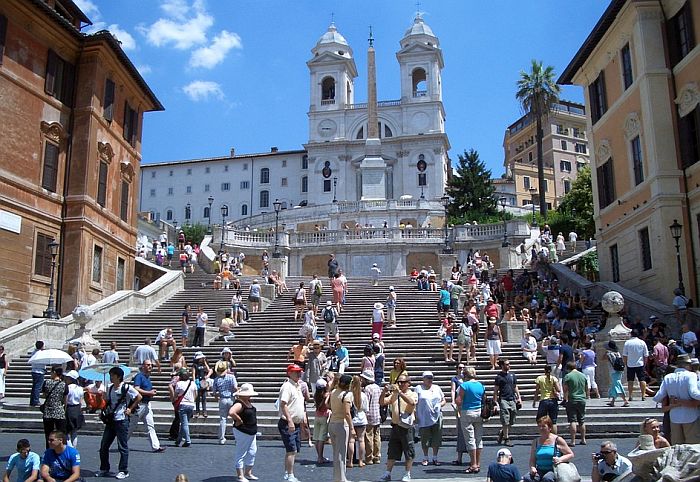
[159,0,191,20]
[189,30,242,69]
[136,64,152,76]
[140,0,213,50]
[182,80,224,101]
[73,0,100,18]
[107,24,136,50]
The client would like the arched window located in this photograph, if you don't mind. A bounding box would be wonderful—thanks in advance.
[384,124,393,138]
[412,68,427,97]
[203,206,210,219]
[260,167,270,184]
[166,209,173,221]
[260,190,269,208]
[241,204,248,216]
[356,126,364,140]
[321,77,336,103]
[301,175,308,193]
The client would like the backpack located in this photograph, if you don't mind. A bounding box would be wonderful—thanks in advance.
[314,283,323,296]
[323,307,335,323]
[611,353,625,372]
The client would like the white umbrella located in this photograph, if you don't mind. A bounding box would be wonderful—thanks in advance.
[27,349,73,365]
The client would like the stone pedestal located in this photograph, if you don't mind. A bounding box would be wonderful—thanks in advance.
[595,291,631,394]
[270,256,288,281]
[438,253,457,280]
[66,305,101,350]
[503,320,527,344]
[498,246,519,269]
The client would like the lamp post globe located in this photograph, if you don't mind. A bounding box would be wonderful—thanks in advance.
[207,196,214,234]
[220,205,228,253]
[500,197,509,247]
[273,199,283,258]
[670,219,685,295]
[440,194,452,254]
[44,239,60,319]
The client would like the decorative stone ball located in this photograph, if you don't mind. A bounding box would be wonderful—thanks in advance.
[72,305,94,328]
[601,291,625,314]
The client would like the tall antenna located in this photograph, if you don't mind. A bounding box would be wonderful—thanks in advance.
[416,0,422,17]
[368,25,374,47]
[330,12,335,25]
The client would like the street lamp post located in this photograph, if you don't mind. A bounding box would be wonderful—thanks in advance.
[273,199,283,258]
[670,219,685,295]
[185,203,191,226]
[207,196,214,234]
[440,194,452,254]
[220,205,228,253]
[500,197,509,247]
[44,239,60,319]
[529,188,538,227]
[332,177,338,203]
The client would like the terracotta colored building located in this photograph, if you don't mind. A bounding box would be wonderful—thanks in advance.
[559,0,699,305]
[0,0,163,328]
[502,100,590,211]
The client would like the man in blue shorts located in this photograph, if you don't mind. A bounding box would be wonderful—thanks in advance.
[277,364,306,482]
[40,431,80,482]
[4,438,40,482]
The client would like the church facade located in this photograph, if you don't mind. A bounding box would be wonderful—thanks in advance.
[140,16,451,226]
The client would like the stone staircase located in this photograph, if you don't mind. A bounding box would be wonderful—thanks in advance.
[0,272,659,439]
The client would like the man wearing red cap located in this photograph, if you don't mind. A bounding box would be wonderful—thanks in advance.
[278,364,306,482]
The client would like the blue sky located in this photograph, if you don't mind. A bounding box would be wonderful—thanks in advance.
[77,0,609,177]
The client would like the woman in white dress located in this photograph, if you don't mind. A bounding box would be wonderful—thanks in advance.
[555,232,566,256]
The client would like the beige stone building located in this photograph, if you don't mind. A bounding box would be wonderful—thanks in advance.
[559,0,699,305]
[0,0,162,327]
[502,100,590,211]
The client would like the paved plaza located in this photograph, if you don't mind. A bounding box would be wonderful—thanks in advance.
[0,430,638,481]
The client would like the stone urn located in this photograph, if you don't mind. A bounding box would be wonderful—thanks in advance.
[69,305,101,350]
[600,290,631,341]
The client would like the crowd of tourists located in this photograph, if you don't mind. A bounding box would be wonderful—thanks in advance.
[5,239,698,482]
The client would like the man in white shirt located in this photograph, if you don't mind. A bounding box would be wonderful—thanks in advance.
[653,354,700,444]
[29,341,46,407]
[278,365,305,482]
[673,288,689,324]
[622,330,649,401]
[154,328,176,361]
[79,348,99,371]
[308,274,323,315]
[568,231,578,251]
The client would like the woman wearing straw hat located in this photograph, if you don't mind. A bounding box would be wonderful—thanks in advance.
[229,383,259,482]
[372,303,385,339]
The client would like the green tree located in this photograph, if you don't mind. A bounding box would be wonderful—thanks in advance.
[516,59,561,218]
[556,166,595,239]
[445,149,497,223]
[181,223,207,246]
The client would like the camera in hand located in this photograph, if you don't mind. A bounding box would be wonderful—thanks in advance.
[594,452,605,461]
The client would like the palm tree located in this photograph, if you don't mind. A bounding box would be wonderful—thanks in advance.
[516,59,560,218]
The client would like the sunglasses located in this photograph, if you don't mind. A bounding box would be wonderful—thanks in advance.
[600,450,614,455]
[398,380,409,384]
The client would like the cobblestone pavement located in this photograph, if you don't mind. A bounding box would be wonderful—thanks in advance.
[0,431,639,481]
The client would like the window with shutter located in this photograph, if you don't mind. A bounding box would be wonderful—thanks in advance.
[34,233,53,278]
[97,161,108,207]
[120,181,129,221]
[42,142,59,192]
[123,102,138,146]
[44,49,74,105]
[0,14,7,65]
[104,78,115,122]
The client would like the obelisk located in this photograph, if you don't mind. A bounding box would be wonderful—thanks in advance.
[360,27,386,200]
